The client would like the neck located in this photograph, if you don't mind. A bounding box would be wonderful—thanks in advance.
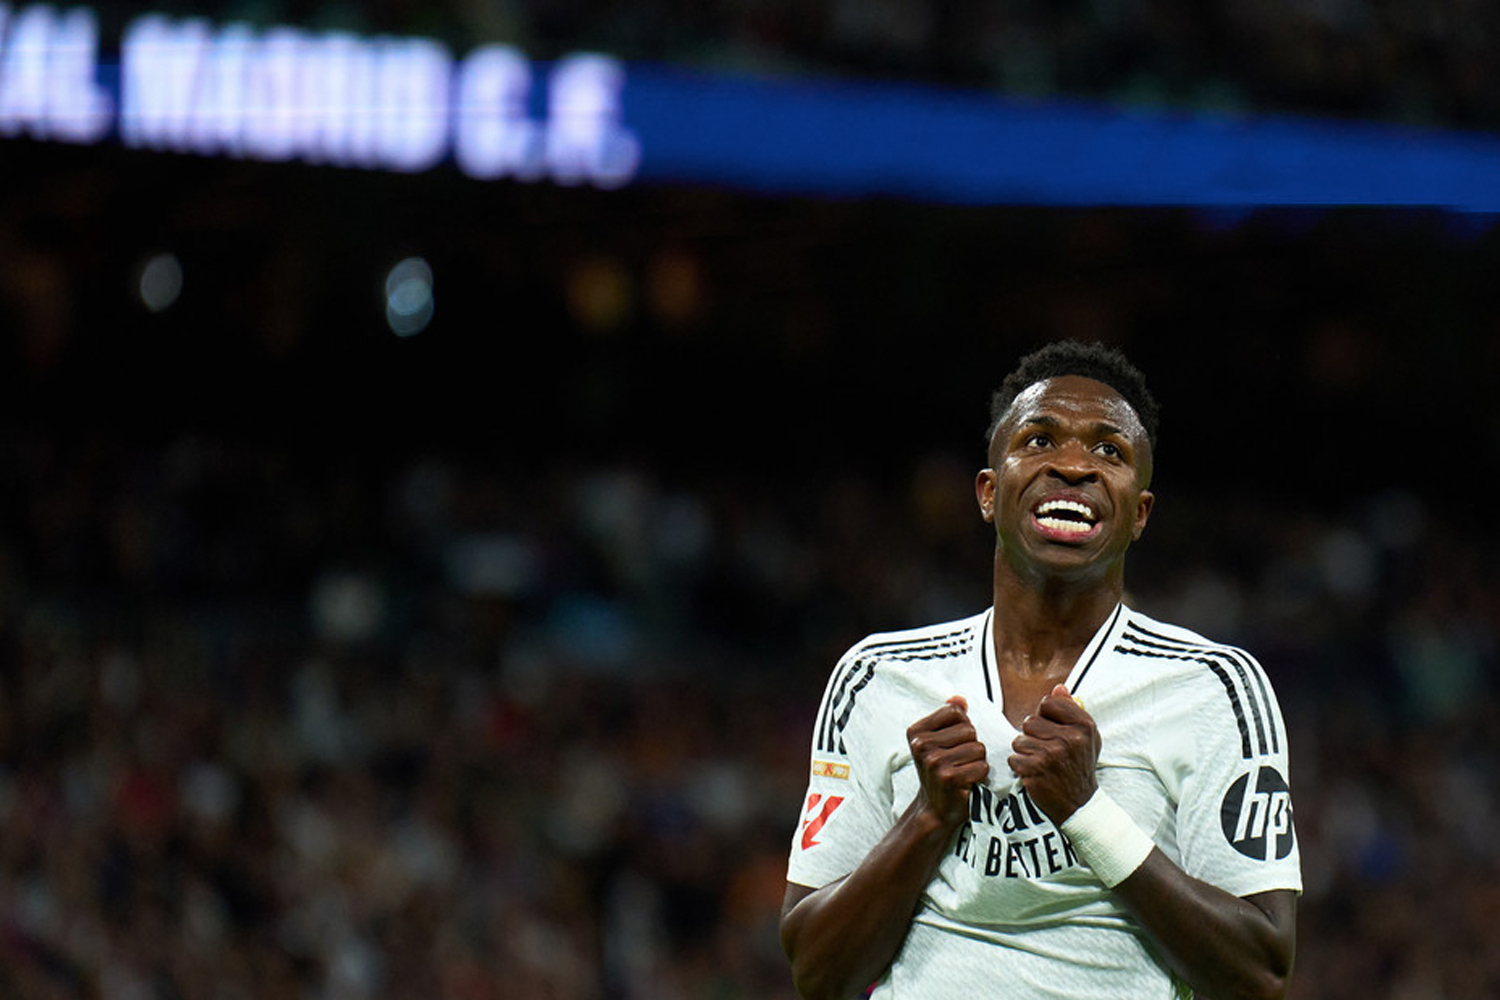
[990,553,1123,679]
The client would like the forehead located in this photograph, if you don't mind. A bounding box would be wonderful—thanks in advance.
[1003,375,1146,440]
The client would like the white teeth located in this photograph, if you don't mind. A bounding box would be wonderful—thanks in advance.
[1035,499,1097,521]
[1036,517,1094,534]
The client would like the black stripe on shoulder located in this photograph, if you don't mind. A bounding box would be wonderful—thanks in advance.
[880,642,973,662]
[816,622,981,753]
[1200,646,1279,754]
[816,624,980,753]
[817,656,872,754]
[1239,652,1280,754]
[1113,640,1254,759]
[1123,622,1281,755]
[849,627,977,670]
[856,625,974,657]
[1122,629,1268,756]
[832,663,878,753]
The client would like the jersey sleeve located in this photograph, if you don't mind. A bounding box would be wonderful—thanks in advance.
[1173,647,1303,898]
[786,644,895,889]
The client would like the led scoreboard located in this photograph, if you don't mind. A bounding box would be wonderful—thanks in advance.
[0,3,640,186]
[5,2,1500,210]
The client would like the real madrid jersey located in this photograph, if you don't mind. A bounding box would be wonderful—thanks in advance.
[786,604,1302,1000]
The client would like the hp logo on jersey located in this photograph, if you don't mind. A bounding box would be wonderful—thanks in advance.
[1220,767,1295,861]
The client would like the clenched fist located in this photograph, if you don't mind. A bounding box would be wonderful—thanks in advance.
[906,696,990,829]
[1007,683,1102,826]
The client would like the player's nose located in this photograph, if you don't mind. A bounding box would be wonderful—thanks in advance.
[1044,440,1099,484]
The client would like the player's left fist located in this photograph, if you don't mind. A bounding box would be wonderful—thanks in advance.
[1007,683,1102,826]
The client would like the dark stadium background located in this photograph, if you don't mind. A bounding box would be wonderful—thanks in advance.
[4,4,1500,999]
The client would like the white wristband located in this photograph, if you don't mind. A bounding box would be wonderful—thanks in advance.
[1060,788,1155,888]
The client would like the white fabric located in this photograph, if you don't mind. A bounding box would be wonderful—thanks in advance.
[787,604,1301,999]
[1060,788,1155,888]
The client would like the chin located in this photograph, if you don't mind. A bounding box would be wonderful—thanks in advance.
[1029,540,1126,580]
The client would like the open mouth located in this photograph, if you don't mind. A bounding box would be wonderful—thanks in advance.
[1032,498,1100,539]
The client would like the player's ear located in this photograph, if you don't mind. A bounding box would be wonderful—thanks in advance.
[975,469,997,524]
[1131,489,1154,540]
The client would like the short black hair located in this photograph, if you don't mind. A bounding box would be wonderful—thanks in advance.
[986,340,1159,450]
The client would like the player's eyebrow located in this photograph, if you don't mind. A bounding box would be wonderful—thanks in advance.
[1020,415,1128,439]
[1020,414,1063,431]
[1091,421,1127,439]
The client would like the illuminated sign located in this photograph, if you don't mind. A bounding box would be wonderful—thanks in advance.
[5,2,1500,209]
[0,2,640,186]
[0,4,111,141]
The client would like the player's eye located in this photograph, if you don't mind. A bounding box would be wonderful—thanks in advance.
[1094,441,1122,459]
[1024,433,1051,448]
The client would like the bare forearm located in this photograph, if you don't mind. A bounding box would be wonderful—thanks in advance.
[1012,693,1296,1000]
[780,800,957,1000]
[1112,852,1296,1000]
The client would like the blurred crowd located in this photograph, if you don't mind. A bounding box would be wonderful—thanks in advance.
[0,411,1496,999]
[7,2,1500,991]
[79,0,1500,129]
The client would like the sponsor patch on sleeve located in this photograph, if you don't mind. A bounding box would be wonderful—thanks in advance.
[800,793,845,850]
[811,759,849,780]
[1220,766,1295,861]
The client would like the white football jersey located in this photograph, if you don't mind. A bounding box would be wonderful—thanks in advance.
[787,604,1301,999]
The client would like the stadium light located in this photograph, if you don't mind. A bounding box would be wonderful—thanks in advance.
[384,256,433,336]
[136,251,183,313]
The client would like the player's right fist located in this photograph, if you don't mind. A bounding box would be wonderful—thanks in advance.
[906,695,989,828]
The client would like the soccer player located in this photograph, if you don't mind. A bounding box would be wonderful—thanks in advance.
[780,341,1300,999]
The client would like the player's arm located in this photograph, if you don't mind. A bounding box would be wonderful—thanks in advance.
[1112,861,1295,1000]
[1010,685,1296,1000]
[780,697,986,1000]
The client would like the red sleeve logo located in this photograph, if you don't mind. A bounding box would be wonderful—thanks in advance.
[800,793,845,850]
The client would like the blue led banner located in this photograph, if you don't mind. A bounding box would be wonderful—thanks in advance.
[625,64,1500,212]
[3,2,1500,211]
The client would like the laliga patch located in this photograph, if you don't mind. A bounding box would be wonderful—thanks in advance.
[811,760,849,780]
[1220,766,1295,861]
[800,793,845,850]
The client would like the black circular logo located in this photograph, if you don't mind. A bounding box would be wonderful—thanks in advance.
[1220,767,1295,861]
